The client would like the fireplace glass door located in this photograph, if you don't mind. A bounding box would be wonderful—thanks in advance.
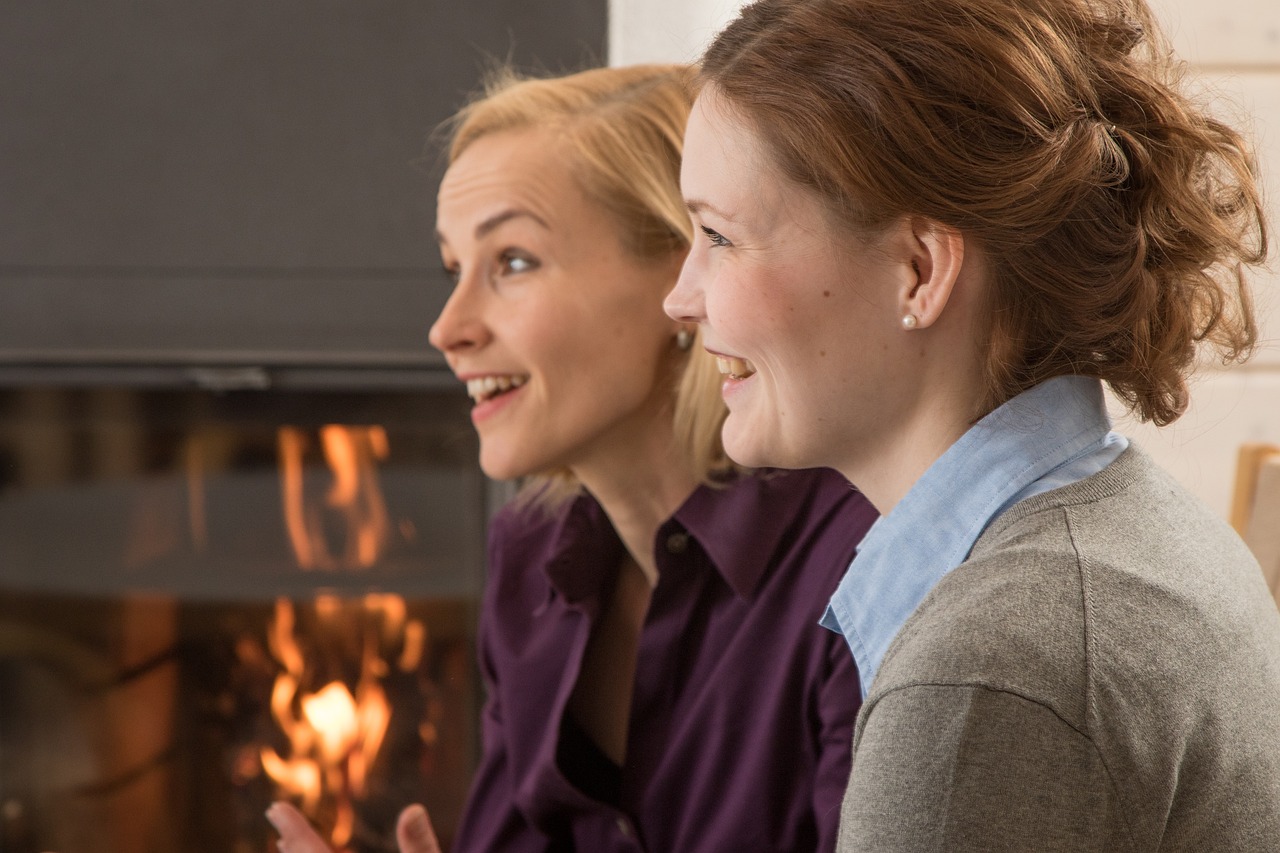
[0,385,489,853]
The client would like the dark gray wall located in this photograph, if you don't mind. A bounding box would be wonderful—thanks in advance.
[0,0,607,379]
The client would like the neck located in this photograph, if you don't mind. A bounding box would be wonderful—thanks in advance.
[842,403,972,515]
[840,348,988,517]
[573,429,698,587]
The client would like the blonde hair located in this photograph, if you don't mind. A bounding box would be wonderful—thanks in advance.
[444,64,735,504]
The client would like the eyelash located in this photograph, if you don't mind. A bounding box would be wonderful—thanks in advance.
[440,250,537,284]
[700,225,731,248]
[499,251,538,274]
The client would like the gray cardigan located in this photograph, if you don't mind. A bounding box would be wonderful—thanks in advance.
[837,447,1280,852]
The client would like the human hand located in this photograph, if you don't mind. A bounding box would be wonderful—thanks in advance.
[393,804,442,853]
[265,802,332,853]
[265,801,441,853]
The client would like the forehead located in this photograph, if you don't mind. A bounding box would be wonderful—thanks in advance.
[682,89,770,188]
[684,89,834,237]
[436,128,585,234]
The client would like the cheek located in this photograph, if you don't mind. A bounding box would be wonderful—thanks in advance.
[555,309,668,399]
[512,307,581,371]
[759,303,859,408]
[598,284,676,355]
[732,289,820,364]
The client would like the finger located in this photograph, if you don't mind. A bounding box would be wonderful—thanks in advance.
[266,801,333,853]
[396,804,442,853]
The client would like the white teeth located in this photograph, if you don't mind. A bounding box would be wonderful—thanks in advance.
[465,374,527,403]
[715,356,757,380]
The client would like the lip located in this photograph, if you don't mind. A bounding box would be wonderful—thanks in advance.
[469,383,524,424]
[454,371,528,425]
[704,345,750,362]
[454,370,519,381]
[719,369,755,403]
[703,348,758,401]
[706,348,757,378]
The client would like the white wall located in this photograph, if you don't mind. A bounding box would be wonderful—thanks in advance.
[609,0,1280,518]
[1110,0,1280,518]
[608,0,743,65]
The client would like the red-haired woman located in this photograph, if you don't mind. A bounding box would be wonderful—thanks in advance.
[666,0,1280,849]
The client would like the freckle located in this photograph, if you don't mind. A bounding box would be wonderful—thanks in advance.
[820,350,826,357]
[823,290,831,297]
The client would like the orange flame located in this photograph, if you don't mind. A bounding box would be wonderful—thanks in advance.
[264,425,405,847]
[278,425,392,570]
[260,598,402,850]
[303,682,360,763]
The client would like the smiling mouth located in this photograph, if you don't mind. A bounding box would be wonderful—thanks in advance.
[465,374,528,404]
[715,356,757,381]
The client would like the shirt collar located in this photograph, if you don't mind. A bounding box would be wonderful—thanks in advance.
[673,471,798,599]
[541,472,794,604]
[541,494,626,607]
[820,375,1118,696]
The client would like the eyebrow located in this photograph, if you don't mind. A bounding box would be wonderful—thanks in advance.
[685,198,736,222]
[436,208,550,246]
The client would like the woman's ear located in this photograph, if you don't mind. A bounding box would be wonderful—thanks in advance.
[900,218,965,330]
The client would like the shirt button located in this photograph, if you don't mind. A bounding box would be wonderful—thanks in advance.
[665,532,688,554]
[616,816,631,836]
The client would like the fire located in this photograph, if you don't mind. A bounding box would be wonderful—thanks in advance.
[303,682,361,762]
[279,425,392,570]
[262,425,425,847]
[259,597,416,849]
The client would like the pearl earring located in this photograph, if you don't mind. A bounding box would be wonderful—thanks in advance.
[676,328,694,350]
[901,313,919,330]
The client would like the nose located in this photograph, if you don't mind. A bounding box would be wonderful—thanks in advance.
[664,251,707,325]
[428,278,490,355]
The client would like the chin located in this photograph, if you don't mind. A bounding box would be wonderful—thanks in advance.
[724,422,822,472]
[477,449,526,483]
[722,428,782,470]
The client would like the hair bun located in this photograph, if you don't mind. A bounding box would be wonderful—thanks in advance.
[1099,15,1145,55]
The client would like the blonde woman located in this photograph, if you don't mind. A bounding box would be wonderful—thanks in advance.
[271,63,876,853]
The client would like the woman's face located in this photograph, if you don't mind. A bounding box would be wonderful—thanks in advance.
[665,91,916,475]
[431,128,683,481]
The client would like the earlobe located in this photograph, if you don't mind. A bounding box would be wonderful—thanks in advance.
[900,219,965,330]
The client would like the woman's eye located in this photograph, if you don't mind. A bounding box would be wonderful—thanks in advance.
[499,251,539,274]
[700,225,731,248]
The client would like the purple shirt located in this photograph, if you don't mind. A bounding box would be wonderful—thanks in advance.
[451,467,878,852]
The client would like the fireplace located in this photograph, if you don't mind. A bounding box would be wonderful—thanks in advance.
[0,381,501,852]
[0,0,608,848]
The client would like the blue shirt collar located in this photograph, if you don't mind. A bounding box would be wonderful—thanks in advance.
[820,375,1126,696]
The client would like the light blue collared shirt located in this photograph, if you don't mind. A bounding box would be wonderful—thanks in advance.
[820,375,1129,698]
